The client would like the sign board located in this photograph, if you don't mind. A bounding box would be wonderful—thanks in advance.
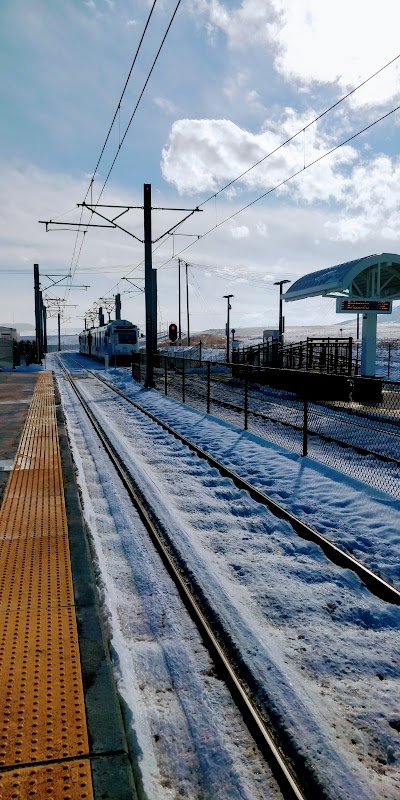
[263,329,279,341]
[336,298,392,314]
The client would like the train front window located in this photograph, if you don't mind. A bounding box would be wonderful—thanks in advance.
[118,331,137,344]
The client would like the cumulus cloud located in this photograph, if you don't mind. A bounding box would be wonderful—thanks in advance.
[161,111,357,200]
[195,0,400,107]
[325,155,400,242]
[270,0,400,107]
[161,107,400,245]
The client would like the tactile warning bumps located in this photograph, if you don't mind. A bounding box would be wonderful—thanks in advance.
[0,759,92,800]
[0,373,94,798]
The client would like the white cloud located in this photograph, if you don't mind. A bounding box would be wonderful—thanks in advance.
[257,222,268,237]
[325,155,400,242]
[1,158,398,332]
[195,0,277,48]
[223,71,248,100]
[153,96,179,115]
[230,224,250,238]
[161,111,357,200]
[195,0,400,107]
[245,89,264,112]
[270,0,400,107]
[126,19,137,27]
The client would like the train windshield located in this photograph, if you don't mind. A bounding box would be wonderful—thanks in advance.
[118,330,137,344]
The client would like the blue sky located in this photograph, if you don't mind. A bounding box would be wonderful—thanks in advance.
[1,0,400,335]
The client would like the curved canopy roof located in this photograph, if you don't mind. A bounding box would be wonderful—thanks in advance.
[284,253,400,302]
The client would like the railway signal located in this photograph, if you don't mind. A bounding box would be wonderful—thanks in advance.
[169,323,178,342]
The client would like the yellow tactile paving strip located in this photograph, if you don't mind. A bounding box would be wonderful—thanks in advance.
[0,373,94,799]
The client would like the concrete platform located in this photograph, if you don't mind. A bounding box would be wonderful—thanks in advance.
[0,373,39,505]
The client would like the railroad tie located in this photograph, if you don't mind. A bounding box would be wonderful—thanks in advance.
[0,372,94,799]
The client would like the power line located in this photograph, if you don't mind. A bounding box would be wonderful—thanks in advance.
[85,0,158,201]
[104,57,400,295]
[156,102,400,268]
[196,52,400,210]
[93,0,182,206]
[67,0,182,296]
[67,50,400,302]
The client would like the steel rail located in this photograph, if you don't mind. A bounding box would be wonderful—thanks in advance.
[82,364,400,607]
[57,357,308,800]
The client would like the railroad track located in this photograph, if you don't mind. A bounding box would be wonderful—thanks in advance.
[107,365,400,596]
[57,355,310,800]
[63,355,400,606]
[57,355,400,800]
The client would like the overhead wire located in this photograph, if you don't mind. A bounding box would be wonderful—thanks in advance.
[92,0,182,207]
[195,51,400,211]
[155,102,400,268]
[66,48,400,314]
[100,52,400,298]
[85,0,158,202]
[67,0,179,294]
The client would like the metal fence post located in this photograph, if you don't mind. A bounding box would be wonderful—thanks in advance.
[207,361,211,414]
[164,356,168,395]
[244,369,249,430]
[182,358,185,404]
[388,343,391,378]
[302,395,308,457]
[348,337,353,375]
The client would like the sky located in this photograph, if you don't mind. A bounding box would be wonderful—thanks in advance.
[1,0,400,335]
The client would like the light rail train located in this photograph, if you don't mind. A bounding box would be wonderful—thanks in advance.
[79,319,140,365]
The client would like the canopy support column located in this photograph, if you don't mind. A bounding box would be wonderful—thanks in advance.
[361,312,377,376]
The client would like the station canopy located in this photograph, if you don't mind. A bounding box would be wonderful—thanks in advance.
[284,253,400,302]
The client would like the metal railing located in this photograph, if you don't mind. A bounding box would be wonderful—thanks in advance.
[131,352,400,498]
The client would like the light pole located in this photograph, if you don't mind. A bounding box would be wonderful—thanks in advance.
[223,294,234,362]
[273,279,290,346]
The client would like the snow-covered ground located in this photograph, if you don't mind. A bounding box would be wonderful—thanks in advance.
[53,353,400,800]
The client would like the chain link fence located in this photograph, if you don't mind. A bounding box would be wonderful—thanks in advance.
[131,353,400,497]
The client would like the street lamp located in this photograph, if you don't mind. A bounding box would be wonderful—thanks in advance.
[273,279,291,346]
[223,294,234,362]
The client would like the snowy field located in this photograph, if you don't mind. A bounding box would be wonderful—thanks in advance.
[53,353,400,800]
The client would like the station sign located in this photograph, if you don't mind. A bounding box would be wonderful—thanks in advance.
[336,298,392,314]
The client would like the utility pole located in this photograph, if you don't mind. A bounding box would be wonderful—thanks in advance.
[178,258,182,344]
[42,296,47,355]
[115,293,121,320]
[144,184,155,387]
[34,264,43,364]
[223,294,234,362]
[41,192,201,387]
[58,313,61,351]
[273,279,291,346]
[185,262,190,345]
